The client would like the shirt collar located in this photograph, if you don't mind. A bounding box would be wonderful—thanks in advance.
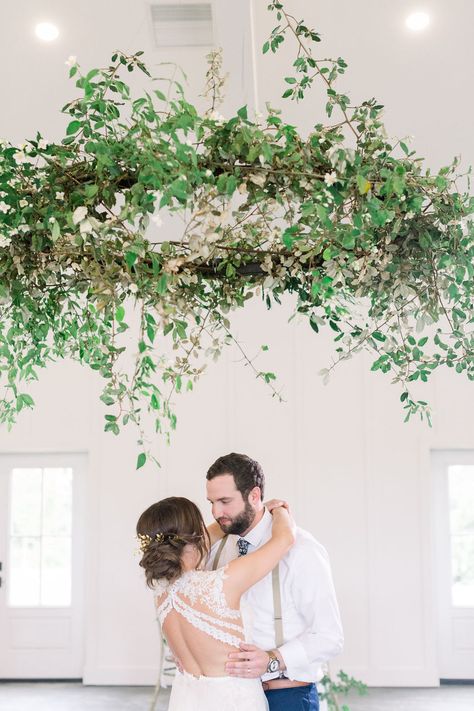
[240,508,272,548]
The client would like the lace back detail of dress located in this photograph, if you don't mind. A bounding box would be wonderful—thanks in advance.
[155,567,244,648]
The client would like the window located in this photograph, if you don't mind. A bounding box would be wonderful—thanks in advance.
[9,467,73,607]
[449,465,474,607]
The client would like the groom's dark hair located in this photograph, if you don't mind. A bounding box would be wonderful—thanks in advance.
[206,452,265,501]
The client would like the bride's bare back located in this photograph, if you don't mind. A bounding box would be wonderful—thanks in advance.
[155,567,246,677]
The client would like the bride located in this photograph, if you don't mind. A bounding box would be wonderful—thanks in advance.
[136,496,295,710]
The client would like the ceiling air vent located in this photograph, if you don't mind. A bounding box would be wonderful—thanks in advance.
[151,3,213,47]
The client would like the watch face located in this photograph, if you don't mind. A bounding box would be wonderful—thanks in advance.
[268,658,280,673]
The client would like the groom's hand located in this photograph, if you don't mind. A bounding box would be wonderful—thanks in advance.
[225,643,269,678]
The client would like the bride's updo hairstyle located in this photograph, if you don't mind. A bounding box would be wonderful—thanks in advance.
[136,497,210,587]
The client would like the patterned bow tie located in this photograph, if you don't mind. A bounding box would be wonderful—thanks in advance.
[237,538,250,556]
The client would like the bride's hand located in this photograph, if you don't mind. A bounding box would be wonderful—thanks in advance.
[265,498,290,514]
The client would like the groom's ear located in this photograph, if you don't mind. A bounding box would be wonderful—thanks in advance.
[248,486,262,506]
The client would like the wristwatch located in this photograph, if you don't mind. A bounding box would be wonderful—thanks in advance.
[266,650,280,674]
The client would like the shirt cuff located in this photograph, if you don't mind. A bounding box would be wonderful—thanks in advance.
[278,638,310,681]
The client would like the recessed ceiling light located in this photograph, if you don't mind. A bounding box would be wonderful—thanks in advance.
[405,11,431,32]
[35,22,60,42]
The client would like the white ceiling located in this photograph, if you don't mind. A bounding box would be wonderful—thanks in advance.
[1,0,472,174]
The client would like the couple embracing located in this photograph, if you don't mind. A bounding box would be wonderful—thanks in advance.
[137,453,343,710]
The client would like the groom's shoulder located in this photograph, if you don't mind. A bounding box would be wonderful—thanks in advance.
[287,525,330,564]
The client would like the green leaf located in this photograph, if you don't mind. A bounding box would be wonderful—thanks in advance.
[262,41,270,54]
[147,324,156,344]
[20,393,35,407]
[116,305,125,322]
[125,251,138,269]
[341,233,355,250]
[237,105,248,120]
[136,452,146,470]
[157,273,168,295]
[84,184,99,198]
[66,120,82,136]
[50,221,61,242]
[356,174,371,195]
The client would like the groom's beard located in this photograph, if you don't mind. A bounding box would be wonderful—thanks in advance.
[217,501,256,536]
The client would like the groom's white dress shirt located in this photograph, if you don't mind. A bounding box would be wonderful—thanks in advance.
[207,509,343,682]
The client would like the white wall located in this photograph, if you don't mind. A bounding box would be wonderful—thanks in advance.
[1,0,473,688]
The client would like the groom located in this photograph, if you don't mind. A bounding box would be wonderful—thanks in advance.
[205,452,343,711]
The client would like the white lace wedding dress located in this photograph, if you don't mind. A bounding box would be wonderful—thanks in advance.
[155,566,269,710]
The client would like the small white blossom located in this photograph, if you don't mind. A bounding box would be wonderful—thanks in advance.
[19,199,28,208]
[65,55,77,67]
[72,206,88,224]
[0,235,11,247]
[248,173,266,188]
[129,283,138,294]
[55,192,65,200]
[324,171,338,187]
[208,110,225,122]
[0,201,10,213]
[14,151,27,165]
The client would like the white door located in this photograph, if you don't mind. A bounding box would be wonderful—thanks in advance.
[432,450,474,680]
[0,453,86,678]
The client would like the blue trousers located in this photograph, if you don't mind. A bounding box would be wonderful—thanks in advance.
[264,683,319,711]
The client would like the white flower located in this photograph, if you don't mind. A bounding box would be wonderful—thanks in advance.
[55,192,65,200]
[72,206,88,225]
[37,139,48,150]
[79,218,94,234]
[65,55,77,67]
[129,283,138,294]
[208,110,225,122]
[163,257,184,273]
[14,150,27,165]
[19,199,28,208]
[324,171,338,187]
[0,201,10,213]
[151,213,163,228]
[248,173,266,188]
[0,235,11,247]
[205,169,213,177]
[48,217,56,224]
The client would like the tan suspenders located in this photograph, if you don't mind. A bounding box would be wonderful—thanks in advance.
[212,535,229,571]
[212,535,284,647]
[271,565,284,647]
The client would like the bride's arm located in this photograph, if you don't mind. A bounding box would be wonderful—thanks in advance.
[206,521,225,546]
[225,506,295,599]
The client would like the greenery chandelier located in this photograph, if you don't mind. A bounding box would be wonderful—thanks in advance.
[1,1,472,466]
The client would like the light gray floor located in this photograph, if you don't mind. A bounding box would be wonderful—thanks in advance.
[0,682,473,710]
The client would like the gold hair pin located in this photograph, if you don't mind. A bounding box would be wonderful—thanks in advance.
[137,532,186,553]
